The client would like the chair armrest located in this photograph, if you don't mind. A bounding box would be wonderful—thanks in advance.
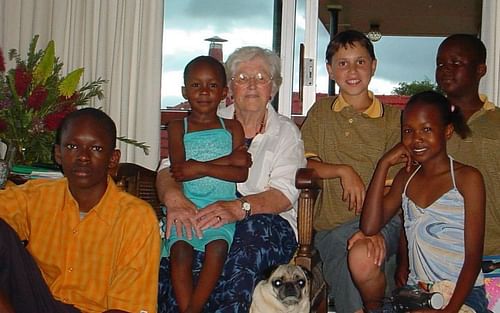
[295,167,321,190]
[294,168,328,312]
[294,168,321,270]
[113,163,163,220]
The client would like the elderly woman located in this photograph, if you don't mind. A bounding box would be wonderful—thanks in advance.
[156,46,306,313]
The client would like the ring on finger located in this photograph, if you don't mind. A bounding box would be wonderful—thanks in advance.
[216,215,222,222]
[173,218,178,223]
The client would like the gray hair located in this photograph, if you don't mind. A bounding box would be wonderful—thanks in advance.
[225,46,283,97]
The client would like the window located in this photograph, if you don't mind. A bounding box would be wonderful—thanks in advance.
[162,0,444,117]
[161,0,277,110]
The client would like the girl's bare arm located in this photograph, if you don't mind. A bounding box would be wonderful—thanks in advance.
[360,143,412,235]
[170,119,249,182]
[444,166,485,313]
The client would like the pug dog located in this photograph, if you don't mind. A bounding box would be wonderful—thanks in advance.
[250,264,311,313]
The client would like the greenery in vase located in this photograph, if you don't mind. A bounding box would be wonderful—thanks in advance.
[0,35,149,165]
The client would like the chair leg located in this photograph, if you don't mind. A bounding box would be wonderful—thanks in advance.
[316,287,328,313]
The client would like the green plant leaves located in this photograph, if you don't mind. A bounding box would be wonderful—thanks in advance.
[32,40,55,86]
[59,68,84,97]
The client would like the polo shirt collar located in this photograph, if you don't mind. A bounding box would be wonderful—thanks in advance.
[333,91,383,118]
[480,94,496,111]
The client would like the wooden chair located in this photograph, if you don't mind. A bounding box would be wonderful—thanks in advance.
[112,163,163,219]
[114,163,327,312]
[295,168,328,313]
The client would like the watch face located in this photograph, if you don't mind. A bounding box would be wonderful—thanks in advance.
[243,202,251,211]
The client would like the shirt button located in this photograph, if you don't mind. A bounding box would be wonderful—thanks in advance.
[72,229,78,234]
[345,131,350,137]
[63,297,68,302]
[348,118,354,124]
[68,267,73,272]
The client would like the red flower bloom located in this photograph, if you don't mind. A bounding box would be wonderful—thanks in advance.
[27,86,49,110]
[0,118,7,132]
[43,111,66,131]
[43,103,76,131]
[57,92,79,107]
[0,48,5,72]
[14,67,32,97]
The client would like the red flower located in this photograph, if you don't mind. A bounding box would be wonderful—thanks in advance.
[0,118,7,132]
[43,111,66,131]
[43,103,76,131]
[14,67,32,97]
[27,86,49,110]
[56,92,79,107]
[0,48,5,72]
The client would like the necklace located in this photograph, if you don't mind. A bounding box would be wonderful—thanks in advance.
[234,111,266,138]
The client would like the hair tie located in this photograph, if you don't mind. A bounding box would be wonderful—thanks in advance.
[450,104,455,112]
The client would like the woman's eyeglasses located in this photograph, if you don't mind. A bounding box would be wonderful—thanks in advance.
[231,72,273,86]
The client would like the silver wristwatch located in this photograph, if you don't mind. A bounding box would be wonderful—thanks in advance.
[239,197,251,219]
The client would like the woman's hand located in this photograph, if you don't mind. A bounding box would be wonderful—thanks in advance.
[196,199,245,230]
[163,187,201,240]
[338,165,366,214]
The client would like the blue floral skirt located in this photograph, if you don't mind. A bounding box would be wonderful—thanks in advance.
[157,214,297,313]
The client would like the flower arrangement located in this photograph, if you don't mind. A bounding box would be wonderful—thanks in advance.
[0,35,148,165]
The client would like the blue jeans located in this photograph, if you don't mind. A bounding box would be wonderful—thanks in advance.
[315,215,402,313]
[464,285,489,313]
[157,214,297,313]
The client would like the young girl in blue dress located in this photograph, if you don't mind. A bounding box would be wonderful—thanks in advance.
[360,91,488,312]
[165,56,248,313]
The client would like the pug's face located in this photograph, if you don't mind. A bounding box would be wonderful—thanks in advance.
[269,264,309,305]
[250,264,311,313]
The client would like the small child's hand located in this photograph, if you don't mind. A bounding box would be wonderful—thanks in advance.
[170,160,204,181]
[228,145,252,167]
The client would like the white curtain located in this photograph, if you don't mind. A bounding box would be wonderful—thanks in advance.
[480,0,500,107]
[0,0,163,170]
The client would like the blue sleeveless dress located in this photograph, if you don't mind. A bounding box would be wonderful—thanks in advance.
[403,155,484,287]
[163,117,236,256]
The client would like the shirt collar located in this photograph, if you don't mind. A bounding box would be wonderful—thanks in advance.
[332,91,383,118]
[479,94,496,111]
[217,102,280,136]
[65,176,118,225]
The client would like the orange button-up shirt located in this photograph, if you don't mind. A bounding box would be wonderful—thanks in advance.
[0,177,160,313]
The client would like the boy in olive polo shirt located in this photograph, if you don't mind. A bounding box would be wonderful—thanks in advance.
[301,30,402,312]
[436,34,500,257]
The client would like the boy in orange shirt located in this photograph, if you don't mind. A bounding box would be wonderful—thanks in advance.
[0,108,160,313]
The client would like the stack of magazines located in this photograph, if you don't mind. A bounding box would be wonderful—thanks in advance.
[10,164,63,180]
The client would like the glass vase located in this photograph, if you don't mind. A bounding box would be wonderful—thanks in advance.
[5,141,25,168]
[0,159,8,188]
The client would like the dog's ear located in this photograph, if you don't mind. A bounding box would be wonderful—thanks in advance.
[298,265,312,282]
[261,264,280,280]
